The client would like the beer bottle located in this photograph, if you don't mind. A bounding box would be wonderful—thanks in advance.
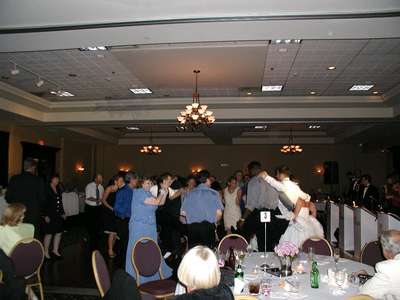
[227,247,236,270]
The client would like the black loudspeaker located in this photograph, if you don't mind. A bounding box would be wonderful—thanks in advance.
[324,161,339,184]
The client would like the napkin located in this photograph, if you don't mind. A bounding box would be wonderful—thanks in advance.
[234,278,246,294]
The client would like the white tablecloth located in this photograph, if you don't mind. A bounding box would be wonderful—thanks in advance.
[62,192,80,217]
[0,195,7,217]
[175,252,375,299]
[241,252,374,299]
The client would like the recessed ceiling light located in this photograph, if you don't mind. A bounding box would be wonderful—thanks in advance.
[271,39,301,45]
[126,126,140,131]
[10,64,20,75]
[254,125,268,130]
[50,90,74,97]
[130,88,153,94]
[327,66,336,70]
[310,91,316,95]
[372,91,379,95]
[79,46,108,51]
[35,78,44,87]
[349,84,374,91]
[262,85,283,92]
[308,125,321,129]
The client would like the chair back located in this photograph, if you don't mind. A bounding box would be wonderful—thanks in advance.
[9,238,44,278]
[301,237,333,256]
[92,250,111,297]
[132,237,162,283]
[218,234,248,254]
[360,241,385,267]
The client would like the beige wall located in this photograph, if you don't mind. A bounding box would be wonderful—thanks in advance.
[95,144,390,193]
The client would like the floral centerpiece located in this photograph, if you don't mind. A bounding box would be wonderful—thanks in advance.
[274,241,299,276]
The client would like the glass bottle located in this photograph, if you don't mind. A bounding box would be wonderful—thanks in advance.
[228,247,236,270]
[235,264,244,279]
[310,260,319,288]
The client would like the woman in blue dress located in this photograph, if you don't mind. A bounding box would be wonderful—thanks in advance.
[125,177,172,283]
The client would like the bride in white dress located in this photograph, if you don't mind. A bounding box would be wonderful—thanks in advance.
[259,166,324,247]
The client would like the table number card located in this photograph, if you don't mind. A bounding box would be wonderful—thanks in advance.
[260,211,271,223]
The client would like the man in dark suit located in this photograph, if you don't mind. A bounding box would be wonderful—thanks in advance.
[5,158,45,236]
[360,174,380,211]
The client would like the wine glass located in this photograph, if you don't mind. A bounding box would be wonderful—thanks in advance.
[335,270,346,291]
[308,247,314,261]
[216,251,225,267]
[333,248,340,269]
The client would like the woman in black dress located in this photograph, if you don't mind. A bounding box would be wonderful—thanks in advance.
[101,174,125,258]
[42,174,65,259]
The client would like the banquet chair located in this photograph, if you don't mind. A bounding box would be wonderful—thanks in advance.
[218,234,248,254]
[301,237,333,256]
[131,237,176,299]
[360,241,385,267]
[92,250,111,297]
[9,238,44,300]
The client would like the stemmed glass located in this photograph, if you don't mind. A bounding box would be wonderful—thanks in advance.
[308,247,314,261]
[216,251,225,267]
[335,270,346,292]
[333,248,340,270]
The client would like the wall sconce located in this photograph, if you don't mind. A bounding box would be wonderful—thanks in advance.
[119,167,131,172]
[76,164,85,173]
[38,139,45,146]
[191,167,203,174]
[314,165,324,175]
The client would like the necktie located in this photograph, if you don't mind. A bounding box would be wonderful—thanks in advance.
[96,185,100,201]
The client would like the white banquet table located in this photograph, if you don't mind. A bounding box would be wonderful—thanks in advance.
[62,192,80,217]
[241,252,375,299]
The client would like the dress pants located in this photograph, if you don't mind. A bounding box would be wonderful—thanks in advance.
[243,208,288,252]
[116,217,129,260]
[85,204,101,250]
[186,221,216,249]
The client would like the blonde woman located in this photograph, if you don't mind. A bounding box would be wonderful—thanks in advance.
[174,246,233,300]
[0,203,34,256]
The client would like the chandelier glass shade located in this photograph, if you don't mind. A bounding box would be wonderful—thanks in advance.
[176,70,215,130]
[140,145,161,155]
[280,129,303,154]
[139,130,162,155]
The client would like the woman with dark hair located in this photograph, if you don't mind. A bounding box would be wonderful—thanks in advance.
[42,174,65,259]
[101,174,125,258]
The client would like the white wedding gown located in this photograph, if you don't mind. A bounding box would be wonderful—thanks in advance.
[279,206,324,247]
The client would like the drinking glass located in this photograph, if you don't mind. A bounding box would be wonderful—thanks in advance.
[333,248,340,269]
[248,279,261,295]
[238,250,246,264]
[308,247,314,261]
[216,251,225,267]
[260,279,272,296]
[335,270,346,291]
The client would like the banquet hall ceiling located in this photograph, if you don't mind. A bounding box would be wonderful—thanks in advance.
[0,39,400,101]
[0,0,399,145]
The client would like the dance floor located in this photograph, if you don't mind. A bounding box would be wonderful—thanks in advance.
[40,215,123,299]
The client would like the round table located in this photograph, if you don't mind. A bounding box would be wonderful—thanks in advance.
[240,252,375,299]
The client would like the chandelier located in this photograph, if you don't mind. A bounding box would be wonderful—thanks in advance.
[280,129,303,154]
[176,70,215,130]
[140,131,162,155]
